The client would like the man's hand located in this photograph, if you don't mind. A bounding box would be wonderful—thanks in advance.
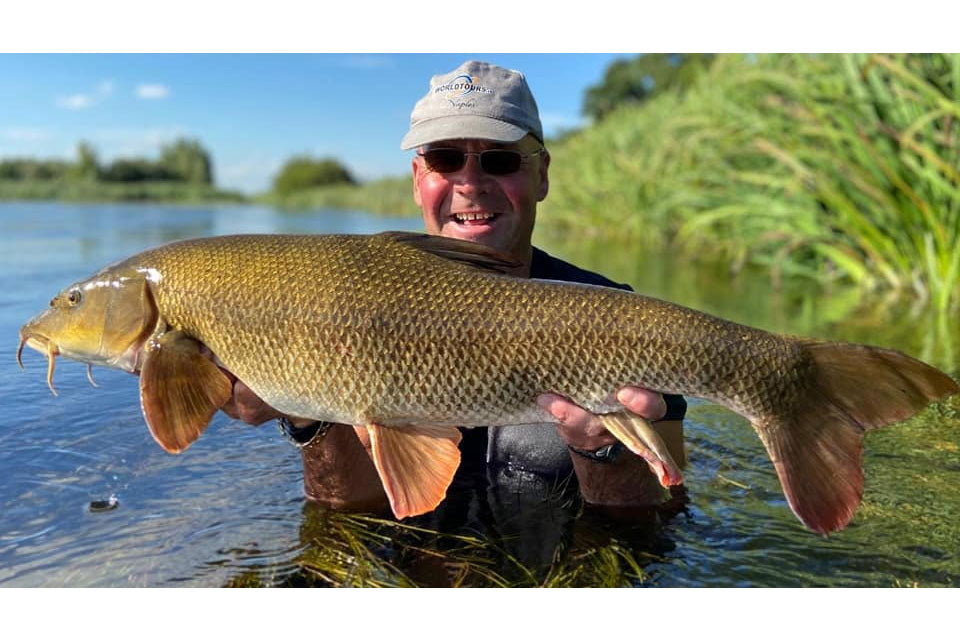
[220,377,286,425]
[537,386,667,451]
[538,386,683,510]
[196,343,286,426]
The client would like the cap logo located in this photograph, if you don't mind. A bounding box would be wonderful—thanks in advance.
[434,74,494,109]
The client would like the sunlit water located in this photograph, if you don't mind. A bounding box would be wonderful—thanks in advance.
[1,202,957,587]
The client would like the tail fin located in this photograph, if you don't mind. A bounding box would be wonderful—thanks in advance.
[755,341,957,534]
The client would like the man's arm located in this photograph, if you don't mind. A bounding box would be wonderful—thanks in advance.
[538,387,685,507]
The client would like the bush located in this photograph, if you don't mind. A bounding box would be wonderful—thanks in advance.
[159,138,213,184]
[0,159,71,180]
[272,156,356,196]
[101,158,177,182]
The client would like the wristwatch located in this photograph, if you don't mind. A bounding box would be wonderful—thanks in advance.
[568,442,623,464]
[278,416,331,448]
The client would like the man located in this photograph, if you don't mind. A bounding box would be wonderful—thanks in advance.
[222,61,686,515]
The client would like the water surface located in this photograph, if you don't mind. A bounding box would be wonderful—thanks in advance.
[1,202,957,587]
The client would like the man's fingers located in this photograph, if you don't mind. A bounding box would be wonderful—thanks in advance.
[537,393,596,431]
[616,387,667,421]
[538,393,615,450]
[538,387,668,452]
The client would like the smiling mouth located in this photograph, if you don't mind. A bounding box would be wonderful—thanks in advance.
[452,212,499,225]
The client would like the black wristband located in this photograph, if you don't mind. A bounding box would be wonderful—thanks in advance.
[568,442,623,464]
[278,417,331,448]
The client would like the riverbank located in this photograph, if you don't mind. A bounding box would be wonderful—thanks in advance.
[541,53,960,310]
[0,179,247,203]
[255,176,419,216]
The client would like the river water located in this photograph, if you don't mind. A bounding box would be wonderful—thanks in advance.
[1,201,957,587]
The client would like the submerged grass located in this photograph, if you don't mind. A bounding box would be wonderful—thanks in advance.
[543,53,960,310]
[224,495,665,588]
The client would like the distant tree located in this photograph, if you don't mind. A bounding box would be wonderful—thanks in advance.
[0,161,19,179]
[272,156,356,195]
[159,138,213,185]
[583,53,716,121]
[69,141,101,180]
[0,158,70,180]
[101,158,176,182]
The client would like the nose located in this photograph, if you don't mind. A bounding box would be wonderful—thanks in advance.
[452,154,491,195]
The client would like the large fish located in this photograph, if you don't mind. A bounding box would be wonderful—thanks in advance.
[18,232,958,533]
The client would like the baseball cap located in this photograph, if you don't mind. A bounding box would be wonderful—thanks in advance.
[401,60,544,150]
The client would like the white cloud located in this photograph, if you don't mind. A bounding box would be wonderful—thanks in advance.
[56,80,115,110]
[136,84,170,100]
[57,94,94,110]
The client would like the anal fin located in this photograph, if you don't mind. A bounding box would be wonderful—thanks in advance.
[366,423,462,520]
[139,330,233,454]
[600,411,684,487]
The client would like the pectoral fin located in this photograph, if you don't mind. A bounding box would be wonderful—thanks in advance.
[139,330,233,454]
[600,411,683,487]
[365,423,462,520]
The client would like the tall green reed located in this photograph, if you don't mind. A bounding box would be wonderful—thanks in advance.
[544,54,960,310]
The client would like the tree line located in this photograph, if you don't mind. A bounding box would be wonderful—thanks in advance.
[0,138,213,184]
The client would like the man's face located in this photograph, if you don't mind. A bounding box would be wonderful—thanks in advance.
[412,135,550,261]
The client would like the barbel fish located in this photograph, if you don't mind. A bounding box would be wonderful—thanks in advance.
[18,232,958,533]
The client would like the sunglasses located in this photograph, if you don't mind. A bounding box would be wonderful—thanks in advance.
[418,147,543,175]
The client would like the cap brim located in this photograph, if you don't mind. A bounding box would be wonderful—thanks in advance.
[401,115,529,150]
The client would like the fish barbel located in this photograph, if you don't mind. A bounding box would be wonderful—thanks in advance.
[18,232,958,533]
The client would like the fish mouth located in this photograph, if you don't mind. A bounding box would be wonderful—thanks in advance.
[17,330,61,396]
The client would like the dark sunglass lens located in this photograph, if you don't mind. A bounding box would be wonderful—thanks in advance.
[481,151,523,175]
[424,149,465,173]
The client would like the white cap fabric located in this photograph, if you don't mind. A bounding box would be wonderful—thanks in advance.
[401,60,544,150]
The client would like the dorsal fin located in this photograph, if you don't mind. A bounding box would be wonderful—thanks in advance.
[377,231,521,274]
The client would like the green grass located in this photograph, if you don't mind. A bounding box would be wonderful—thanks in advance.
[256,176,420,217]
[542,53,960,310]
[0,179,246,203]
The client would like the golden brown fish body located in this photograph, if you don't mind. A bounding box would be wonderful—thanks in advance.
[19,232,958,533]
[131,234,809,425]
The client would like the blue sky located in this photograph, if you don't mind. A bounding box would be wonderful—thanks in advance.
[0,54,627,194]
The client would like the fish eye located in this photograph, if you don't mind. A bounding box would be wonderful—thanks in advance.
[67,289,83,306]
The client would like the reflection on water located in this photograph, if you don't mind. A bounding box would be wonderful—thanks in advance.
[1,203,958,587]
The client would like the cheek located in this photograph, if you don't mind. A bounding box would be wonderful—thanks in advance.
[416,173,451,211]
[499,176,538,209]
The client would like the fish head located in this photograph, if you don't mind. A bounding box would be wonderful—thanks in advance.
[18,265,158,377]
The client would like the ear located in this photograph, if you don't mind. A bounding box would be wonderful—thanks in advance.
[411,155,424,208]
[537,148,550,202]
